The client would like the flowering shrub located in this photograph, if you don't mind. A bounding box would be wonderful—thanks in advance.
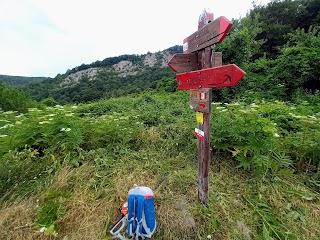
[211,101,320,175]
[0,105,83,159]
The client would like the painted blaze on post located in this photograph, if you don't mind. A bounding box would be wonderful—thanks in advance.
[190,89,211,113]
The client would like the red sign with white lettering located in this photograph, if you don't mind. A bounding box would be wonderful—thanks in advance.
[176,64,246,90]
[183,16,232,54]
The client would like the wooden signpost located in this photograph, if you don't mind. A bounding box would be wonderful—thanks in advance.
[168,10,246,204]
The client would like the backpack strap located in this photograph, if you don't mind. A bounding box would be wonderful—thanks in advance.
[127,194,145,238]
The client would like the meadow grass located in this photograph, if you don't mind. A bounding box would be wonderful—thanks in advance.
[0,92,319,239]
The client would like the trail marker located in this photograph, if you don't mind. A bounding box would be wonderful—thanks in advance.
[168,53,198,73]
[168,10,246,204]
[177,64,246,90]
[183,16,232,54]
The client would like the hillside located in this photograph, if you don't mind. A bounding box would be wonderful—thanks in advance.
[0,74,47,86]
[24,45,182,104]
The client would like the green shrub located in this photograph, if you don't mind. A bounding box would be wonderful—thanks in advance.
[0,82,36,113]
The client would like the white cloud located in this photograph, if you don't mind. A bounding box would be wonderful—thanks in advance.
[0,0,271,77]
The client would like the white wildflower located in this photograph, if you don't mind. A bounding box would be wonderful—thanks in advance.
[207,235,212,239]
[60,128,66,132]
[15,114,24,118]
[28,108,42,112]
[39,227,47,233]
[3,111,14,115]
[239,110,249,114]
[48,118,54,121]
[47,114,55,117]
[250,103,259,108]
[211,102,222,105]
[227,102,240,106]
[39,121,49,124]
[71,105,78,109]
[0,135,8,138]
[274,133,280,138]
[308,115,317,120]
[65,128,71,132]
[65,113,74,117]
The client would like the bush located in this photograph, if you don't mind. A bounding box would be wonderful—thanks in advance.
[0,82,36,113]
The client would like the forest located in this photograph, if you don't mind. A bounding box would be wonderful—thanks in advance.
[0,0,319,239]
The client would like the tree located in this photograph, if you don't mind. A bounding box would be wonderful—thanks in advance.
[0,82,36,112]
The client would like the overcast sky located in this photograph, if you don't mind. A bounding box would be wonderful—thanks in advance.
[0,0,271,77]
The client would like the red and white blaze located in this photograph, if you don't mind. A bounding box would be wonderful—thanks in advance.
[194,128,205,140]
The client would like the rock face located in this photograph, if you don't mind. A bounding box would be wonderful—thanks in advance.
[60,68,101,87]
[144,52,157,67]
[112,60,138,77]
[59,49,176,87]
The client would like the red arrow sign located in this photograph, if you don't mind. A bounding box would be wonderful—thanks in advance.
[167,53,198,73]
[176,64,246,90]
[183,16,232,54]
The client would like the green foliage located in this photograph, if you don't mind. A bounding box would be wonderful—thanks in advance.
[0,92,319,239]
[286,26,320,49]
[0,105,84,165]
[215,15,264,66]
[41,97,59,107]
[245,197,296,240]
[156,77,177,92]
[36,200,64,236]
[250,0,313,58]
[211,100,320,175]
[0,82,36,113]
[274,46,320,94]
[0,147,49,201]
[0,74,46,85]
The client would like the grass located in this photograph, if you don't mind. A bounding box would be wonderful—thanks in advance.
[0,92,319,239]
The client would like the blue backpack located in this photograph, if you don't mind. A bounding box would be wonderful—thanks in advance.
[127,185,156,239]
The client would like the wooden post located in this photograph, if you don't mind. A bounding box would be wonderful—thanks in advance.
[197,50,222,204]
[197,47,212,204]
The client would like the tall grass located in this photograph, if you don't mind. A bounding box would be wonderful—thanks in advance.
[0,92,319,239]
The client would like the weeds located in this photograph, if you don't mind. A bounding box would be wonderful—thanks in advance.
[0,93,319,239]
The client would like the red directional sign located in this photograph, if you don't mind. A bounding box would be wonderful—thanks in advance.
[167,53,198,73]
[176,64,246,90]
[183,16,232,54]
